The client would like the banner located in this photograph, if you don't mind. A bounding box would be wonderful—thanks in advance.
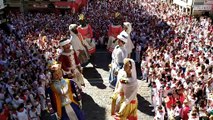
[193,5,213,10]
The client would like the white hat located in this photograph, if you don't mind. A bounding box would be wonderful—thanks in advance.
[117,31,128,43]
[69,24,77,31]
[59,38,71,46]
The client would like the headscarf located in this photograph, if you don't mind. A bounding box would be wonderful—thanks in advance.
[115,58,138,112]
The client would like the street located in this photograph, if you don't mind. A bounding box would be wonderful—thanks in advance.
[82,48,154,120]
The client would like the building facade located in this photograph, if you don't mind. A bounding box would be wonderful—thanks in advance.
[171,0,213,15]
[0,0,6,24]
[4,0,87,13]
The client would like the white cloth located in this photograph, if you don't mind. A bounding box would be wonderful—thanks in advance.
[154,111,165,120]
[29,110,39,120]
[112,45,127,64]
[12,98,24,109]
[154,106,165,120]
[37,86,46,110]
[17,109,28,120]
[37,86,45,98]
[124,30,134,55]
[70,33,86,52]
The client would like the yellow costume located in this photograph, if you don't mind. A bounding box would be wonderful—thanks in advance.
[111,58,138,120]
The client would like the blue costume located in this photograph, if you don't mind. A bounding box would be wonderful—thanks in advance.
[46,79,84,120]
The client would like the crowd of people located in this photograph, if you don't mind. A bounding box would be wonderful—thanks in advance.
[138,2,213,120]
[0,0,212,119]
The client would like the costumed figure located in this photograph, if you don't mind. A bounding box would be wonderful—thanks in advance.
[58,38,85,90]
[123,22,135,58]
[46,61,84,120]
[107,12,123,53]
[38,33,47,50]
[77,14,96,55]
[109,31,128,88]
[111,58,138,120]
[69,24,90,65]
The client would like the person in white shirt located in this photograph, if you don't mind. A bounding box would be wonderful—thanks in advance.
[151,82,158,112]
[39,72,47,87]
[17,103,29,120]
[140,56,148,81]
[109,31,128,88]
[12,94,24,109]
[154,105,165,120]
[174,101,182,119]
[29,106,39,120]
[34,101,41,117]
[37,82,46,111]
[188,111,199,120]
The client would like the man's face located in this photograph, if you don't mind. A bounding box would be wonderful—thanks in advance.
[118,39,125,46]
[52,68,63,80]
[62,44,70,50]
[80,20,86,27]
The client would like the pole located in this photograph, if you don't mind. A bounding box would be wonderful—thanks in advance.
[87,0,89,11]
[20,0,24,13]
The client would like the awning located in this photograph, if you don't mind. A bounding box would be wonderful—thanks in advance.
[54,1,80,11]
[54,2,73,9]
[76,0,82,5]
[33,4,48,8]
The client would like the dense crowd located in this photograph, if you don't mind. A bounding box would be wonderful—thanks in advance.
[139,2,213,120]
[0,0,212,119]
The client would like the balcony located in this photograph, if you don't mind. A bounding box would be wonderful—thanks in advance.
[7,0,21,7]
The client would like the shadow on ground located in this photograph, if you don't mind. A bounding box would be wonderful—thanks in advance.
[82,93,106,120]
[83,48,110,89]
[92,48,111,72]
[83,67,107,89]
[137,94,155,116]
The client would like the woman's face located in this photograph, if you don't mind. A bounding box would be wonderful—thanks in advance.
[118,39,125,46]
[124,61,131,74]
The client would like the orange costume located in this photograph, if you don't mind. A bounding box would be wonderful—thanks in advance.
[107,24,123,53]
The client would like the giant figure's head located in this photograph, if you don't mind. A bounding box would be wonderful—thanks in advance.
[79,14,87,27]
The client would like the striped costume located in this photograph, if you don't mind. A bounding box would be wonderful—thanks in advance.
[46,79,84,120]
